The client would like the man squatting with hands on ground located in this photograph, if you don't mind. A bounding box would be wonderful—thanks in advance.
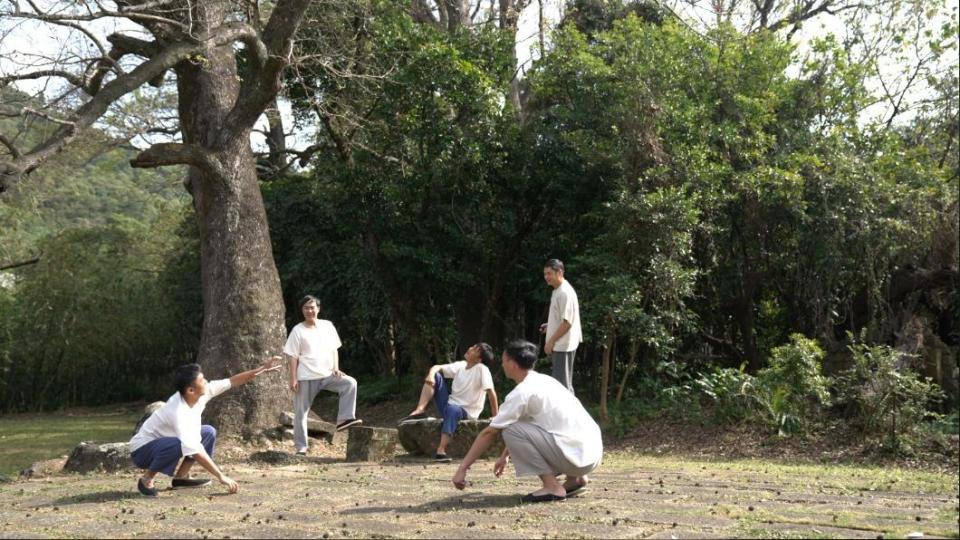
[451,339,602,503]
[400,342,500,462]
[129,356,282,496]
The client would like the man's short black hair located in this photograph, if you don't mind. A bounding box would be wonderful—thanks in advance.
[476,342,495,366]
[174,363,202,396]
[299,295,321,311]
[504,339,538,370]
[544,258,565,273]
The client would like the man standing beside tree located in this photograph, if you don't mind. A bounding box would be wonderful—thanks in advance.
[539,259,582,394]
[285,295,362,455]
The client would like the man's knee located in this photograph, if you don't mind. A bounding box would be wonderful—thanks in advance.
[201,425,217,438]
[502,422,524,441]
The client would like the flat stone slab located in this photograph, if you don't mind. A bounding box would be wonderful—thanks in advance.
[397,418,504,458]
[346,426,397,462]
[278,411,346,444]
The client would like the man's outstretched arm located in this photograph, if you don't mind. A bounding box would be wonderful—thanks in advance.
[229,355,283,388]
[190,451,239,493]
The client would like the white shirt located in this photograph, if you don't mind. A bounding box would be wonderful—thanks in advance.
[129,379,231,457]
[283,320,342,380]
[439,360,495,419]
[547,280,582,352]
[490,371,602,467]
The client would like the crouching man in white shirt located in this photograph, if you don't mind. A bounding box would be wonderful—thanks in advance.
[452,339,602,503]
[129,356,281,497]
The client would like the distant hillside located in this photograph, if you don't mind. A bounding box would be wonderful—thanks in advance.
[0,87,189,264]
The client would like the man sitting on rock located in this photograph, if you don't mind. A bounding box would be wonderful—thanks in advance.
[129,357,281,496]
[400,343,499,462]
[452,339,602,503]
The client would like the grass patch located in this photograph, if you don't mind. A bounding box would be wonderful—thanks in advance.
[601,451,959,496]
[0,405,141,477]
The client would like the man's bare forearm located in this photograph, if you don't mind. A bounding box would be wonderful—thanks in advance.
[458,426,500,472]
[190,451,225,481]
[548,320,572,347]
[487,389,499,417]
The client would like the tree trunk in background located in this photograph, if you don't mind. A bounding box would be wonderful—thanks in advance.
[176,29,287,437]
[599,331,614,423]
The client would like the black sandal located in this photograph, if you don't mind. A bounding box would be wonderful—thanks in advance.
[520,492,564,504]
[137,478,158,497]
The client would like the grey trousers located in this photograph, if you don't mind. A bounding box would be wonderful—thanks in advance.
[294,375,357,451]
[502,421,598,478]
[551,350,576,394]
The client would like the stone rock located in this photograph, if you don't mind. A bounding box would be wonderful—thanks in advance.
[19,458,67,480]
[397,418,503,458]
[63,442,132,473]
[278,411,346,444]
[346,426,398,462]
[132,401,165,436]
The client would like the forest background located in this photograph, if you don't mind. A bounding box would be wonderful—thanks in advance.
[1,0,957,457]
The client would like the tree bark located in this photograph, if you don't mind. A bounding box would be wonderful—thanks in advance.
[174,23,287,437]
[599,331,614,423]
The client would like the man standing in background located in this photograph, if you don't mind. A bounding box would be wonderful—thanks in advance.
[540,259,582,394]
[285,295,362,455]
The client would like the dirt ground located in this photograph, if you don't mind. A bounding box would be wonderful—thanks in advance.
[1,436,957,539]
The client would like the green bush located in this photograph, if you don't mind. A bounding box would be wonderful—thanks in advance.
[755,334,831,436]
[679,336,831,436]
[691,366,758,424]
[0,218,193,412]
[833,338,945,454]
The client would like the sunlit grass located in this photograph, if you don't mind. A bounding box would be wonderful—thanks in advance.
[0,406,141,477]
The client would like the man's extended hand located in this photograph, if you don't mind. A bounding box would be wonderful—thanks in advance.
[260,355,283,373]
[452,468,467,490]
[544,341,554,355]
[219,475,239,494]
[289,379,299,393]
[493,456,509,477]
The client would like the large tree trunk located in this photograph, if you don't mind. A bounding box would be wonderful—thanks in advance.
[175,22,287,437]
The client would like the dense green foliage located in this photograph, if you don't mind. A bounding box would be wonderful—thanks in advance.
[1,0,956,452]
[0,89,194,411]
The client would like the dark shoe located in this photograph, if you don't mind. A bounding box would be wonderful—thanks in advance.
[172,477,212,488]
[434,453,452,463]
[520,492,565,504]
[336,418,363,431]
[564,483,588,498]
[399,413,427,423]
[137,478,158,497]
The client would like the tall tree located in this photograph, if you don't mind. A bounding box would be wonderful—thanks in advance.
[0,0,315,435]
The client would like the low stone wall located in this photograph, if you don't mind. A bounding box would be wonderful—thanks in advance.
[346,427,397,462]
[397,418,503,458]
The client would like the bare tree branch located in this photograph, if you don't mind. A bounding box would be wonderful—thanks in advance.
[0,134,22,159]
[130,142,224,176]
[0,255,42,272]
[225,0,312,138]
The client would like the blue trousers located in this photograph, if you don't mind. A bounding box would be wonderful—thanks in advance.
[131,425,217,476]
[433,373,468,435]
